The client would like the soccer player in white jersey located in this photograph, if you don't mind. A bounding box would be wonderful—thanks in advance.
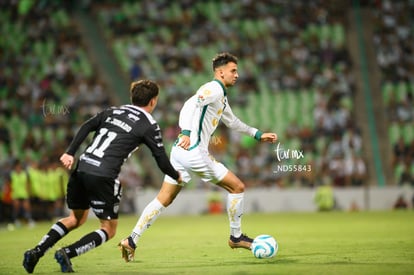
[119,52,278,262]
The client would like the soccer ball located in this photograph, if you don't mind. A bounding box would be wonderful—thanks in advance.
[251,234,278,259]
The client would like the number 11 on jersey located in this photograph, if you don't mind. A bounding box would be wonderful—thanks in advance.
[86,128,117,158]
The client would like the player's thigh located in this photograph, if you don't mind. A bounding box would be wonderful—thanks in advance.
[196,150,228,184]
[82,173,122,220]
[60,209,89,229]
[216,170,245,193]
[71,209,89,223]
[165,146,192,184]
[66,171,89,210]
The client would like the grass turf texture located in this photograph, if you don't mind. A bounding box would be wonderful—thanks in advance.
[1,211,413,274]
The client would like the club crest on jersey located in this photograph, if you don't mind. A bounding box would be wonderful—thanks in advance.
[197,89,212,103]
[197,95,206,103]
[113,204,119,215]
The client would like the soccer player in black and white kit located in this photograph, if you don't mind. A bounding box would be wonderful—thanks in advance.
[23,80,181,273]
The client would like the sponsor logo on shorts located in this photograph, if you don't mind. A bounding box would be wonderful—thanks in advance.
[92,208,104,214]
[91,200,105,206]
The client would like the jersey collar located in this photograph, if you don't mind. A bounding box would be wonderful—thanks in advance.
[213,79,227,96]
[123,104,157,124]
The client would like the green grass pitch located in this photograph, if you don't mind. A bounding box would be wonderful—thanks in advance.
[1,211,413,274]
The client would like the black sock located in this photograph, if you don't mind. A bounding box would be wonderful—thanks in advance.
[63,229,108,258]
[35,221,69,257]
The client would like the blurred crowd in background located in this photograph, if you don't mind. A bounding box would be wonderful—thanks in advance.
[0,0,413,224]
[372,0,414,185]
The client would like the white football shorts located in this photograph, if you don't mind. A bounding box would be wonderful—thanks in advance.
[164,145,228,185]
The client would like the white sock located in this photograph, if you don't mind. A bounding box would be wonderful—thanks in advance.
[227,193,244,238]
[130,198,165,244]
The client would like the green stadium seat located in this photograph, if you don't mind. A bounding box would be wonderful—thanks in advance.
[54,9,70,27]
[332,23,345,48]
[113,39,130,72]
[388,123,401,145]
[79,50,93,77]
[381,82,394,105]
[8,115,27,149]
[340,96,353,110]
[315,136,328,154]
[402,124,414,144]
[393,162,405,185]
[395,81,407,102]
[0,142,9,163]
[411,163,414,177]
[318,24,331,44]
[56,127,67,143]
[0,87,7,100]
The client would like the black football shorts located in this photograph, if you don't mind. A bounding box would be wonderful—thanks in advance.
[66,171,122,220]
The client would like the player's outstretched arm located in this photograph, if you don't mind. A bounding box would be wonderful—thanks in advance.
[260,133,278,143]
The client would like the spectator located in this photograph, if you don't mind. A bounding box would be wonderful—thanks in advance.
[10,160,35,227]
[398,162,414,186]
[314,177,335,211]
[393,194,408,209]
[0,118,10,145]
[1,175,13,224]
[130,59,143,81]
[393,137,408,167]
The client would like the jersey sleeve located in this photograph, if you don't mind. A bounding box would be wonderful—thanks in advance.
[195,82,222,107]
[221,103,263,140]
[178,82,222,134]
[66,111,105,156]
[143,123,180,180]
[178,95,197,134]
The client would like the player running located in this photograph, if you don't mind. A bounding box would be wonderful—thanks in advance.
[23,80,181,273]
[119,52,277,262]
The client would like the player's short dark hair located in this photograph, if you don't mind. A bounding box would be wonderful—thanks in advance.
[130,80,159,106]
[212,52,238,70]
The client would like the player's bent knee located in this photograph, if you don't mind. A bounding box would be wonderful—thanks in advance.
[219,171,246,193]
[60,216,82,230]
[158,194,176,207]
[157,183,181,207]
[101,223,117,239]
[234,182,245,193]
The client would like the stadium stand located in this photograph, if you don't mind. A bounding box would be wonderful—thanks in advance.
[6,0,405,223]
[371,0,414,185]
[93,0,362,188]
[0,1,111,223]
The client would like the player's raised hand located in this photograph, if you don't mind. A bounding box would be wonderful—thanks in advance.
[60,153,74,169]
[260,133,278,143]
[177,135,191,150]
